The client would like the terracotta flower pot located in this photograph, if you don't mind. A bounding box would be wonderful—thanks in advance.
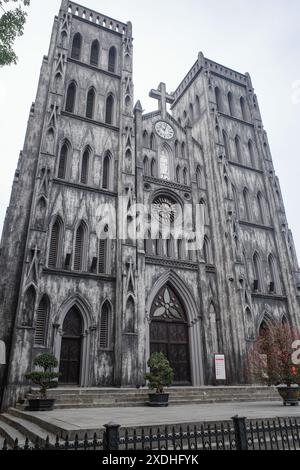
[277,385,300,406]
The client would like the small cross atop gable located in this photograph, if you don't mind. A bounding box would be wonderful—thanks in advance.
[149,82,175,119]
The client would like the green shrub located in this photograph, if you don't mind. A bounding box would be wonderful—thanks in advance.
[26,353,60,398]
[144,352,173,394]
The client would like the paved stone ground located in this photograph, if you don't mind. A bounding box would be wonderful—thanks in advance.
[22,401,300,433]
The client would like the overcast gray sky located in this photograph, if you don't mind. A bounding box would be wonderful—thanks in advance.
[0,0,299,258]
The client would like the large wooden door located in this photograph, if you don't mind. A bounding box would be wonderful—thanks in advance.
[150,285,191,385]
[59,306,82,385]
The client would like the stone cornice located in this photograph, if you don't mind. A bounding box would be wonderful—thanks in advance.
[43,268,116,281]
[61,111,120,133]
[144,176,192,192]
[228,160,263,174]
[145,255,198,271]
[52,178,117,197]
[239,220,274,231]
[67,57,121,79]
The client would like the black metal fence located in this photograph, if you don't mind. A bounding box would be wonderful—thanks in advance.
[1,416,300,451]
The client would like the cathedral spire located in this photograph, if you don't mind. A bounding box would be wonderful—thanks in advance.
[149,82,175,119]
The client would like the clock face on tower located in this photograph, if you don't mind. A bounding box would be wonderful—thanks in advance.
[155,121,174,140]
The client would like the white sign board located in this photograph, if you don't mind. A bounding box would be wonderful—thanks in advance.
[215,354,226,381]
[0,340,6,365]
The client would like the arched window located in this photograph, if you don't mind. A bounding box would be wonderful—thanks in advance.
[80,147,90,184]
[240,96,247,121]
[105,94,114,125]
[90,40,99,66]
[268,254,279,293]
[189,103,194,123]
[65,82,76,113]
[151,158,157,177]
[232,185,239,217]
[196,165,205,189]
[248,140,255,166]
[203,236,211,264]
[159,144,171,180]
[243,188,250,220]
[58,141,69,179]
[257,191,265,224]
[177,239,184,259]
[108,46,116,73]
[228,91,234,116]
[222,130,230,159]
[181,142,186,158]
[143,156,149,175]
[100,301,111,348]
[102,152,111,189]
[200,198,208,225]
[150,133,156,150]
[253,252,262,291]
[195,95,200,119]
[71,33,82,60]
[98,227,109,274]
[48,217,63,268]
[86,88,95,119]
[235,136,242,163]
[166,236,174,258]
[155,232,163,256]
[143,131,148,148]
[175,140,179,157]
[34,295,49,346]
[183,167,188,185]
[176,165,181,183]
[215,87,222,112]
[73,222,87,271]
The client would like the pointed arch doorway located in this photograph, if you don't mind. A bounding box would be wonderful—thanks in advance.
[59,306,83,385]
[150,285,191,385]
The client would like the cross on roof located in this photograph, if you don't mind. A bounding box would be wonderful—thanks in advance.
[149,82,175,119]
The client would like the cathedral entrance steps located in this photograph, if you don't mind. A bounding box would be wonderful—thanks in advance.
[0,411,58,447]
[21,386,280,409]
[0,414,36,448]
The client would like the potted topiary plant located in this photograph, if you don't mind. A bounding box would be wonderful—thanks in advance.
[144,352,173,407]
[246,322,300,406]
[25,353,60,411]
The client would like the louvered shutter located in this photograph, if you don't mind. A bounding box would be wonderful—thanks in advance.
[86,89,95,119]
[71,34,81,60]
[34,297,48,345]
[65,83,76,113]
[81,150,89,184]
[108,47,116,73]
[74,225,84,271]
[48,221,59,268]
[100,304,109,348]
[105,95,114,124]
[58,144,67,179]
[98,239,106,273]
[90,41,99,66]
[102,155,110,189]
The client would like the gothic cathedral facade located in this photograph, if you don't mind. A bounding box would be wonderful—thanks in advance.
[0,0,299,408]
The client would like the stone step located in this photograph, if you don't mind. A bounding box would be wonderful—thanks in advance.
[8,408,68,439]
[45,389,278,399]
[0,413,57,446]
[43,386,276,394]
[0,417,31,448]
